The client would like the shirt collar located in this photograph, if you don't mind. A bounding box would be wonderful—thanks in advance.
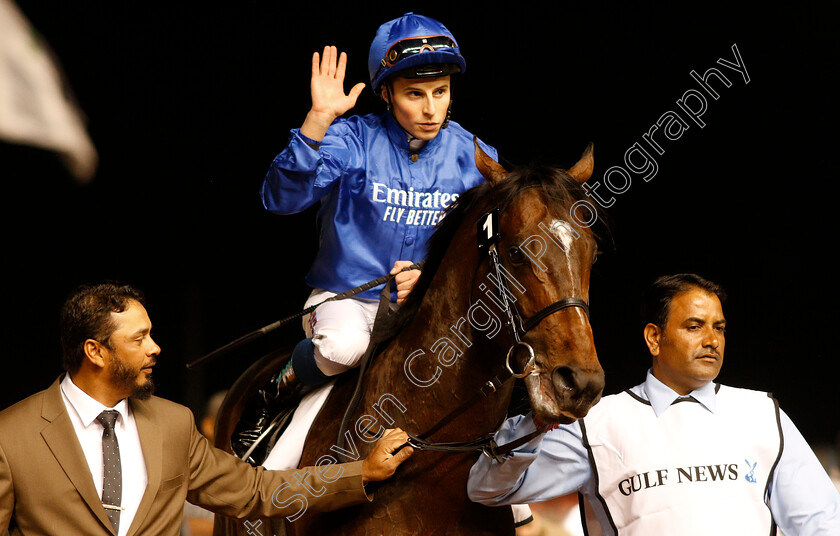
[60,373,129,429]
[640,369,717,417]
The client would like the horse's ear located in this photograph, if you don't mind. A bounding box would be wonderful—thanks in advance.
[567,143,595,183]
[474,137,508,185]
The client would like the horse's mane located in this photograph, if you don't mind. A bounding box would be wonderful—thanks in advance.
[374,162,605,342]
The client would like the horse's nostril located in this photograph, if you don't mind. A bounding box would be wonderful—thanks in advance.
[552,366,576,393]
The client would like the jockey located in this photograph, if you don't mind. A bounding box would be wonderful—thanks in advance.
[232,13,498,462]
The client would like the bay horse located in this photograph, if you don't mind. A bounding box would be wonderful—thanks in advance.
[214,142,605,535]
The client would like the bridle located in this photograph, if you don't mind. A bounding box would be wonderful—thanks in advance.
[479,207,590,380]
[347,205,592,461]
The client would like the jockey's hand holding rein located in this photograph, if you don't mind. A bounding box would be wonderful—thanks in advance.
[391,261,421,305]
[300,45,366,143]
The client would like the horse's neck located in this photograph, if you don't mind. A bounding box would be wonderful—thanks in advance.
[368,230,513,434]
[395,231,482,361]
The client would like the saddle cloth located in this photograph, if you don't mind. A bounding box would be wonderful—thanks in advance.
[262,381,336,470]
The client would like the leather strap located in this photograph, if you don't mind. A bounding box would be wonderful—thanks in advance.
[522,297,589,333]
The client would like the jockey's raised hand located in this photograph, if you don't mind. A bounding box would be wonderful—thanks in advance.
[301,46,366,142]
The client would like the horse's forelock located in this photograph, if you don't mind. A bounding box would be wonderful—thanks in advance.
[491,164,596,225]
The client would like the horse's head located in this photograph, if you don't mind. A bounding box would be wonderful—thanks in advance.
[475,143,605,425]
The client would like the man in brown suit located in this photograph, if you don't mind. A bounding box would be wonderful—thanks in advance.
[0,282,413,535]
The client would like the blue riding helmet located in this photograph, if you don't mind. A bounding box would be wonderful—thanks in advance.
[368,12,466,93]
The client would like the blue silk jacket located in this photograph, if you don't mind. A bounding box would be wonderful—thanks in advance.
[261,112,497,300]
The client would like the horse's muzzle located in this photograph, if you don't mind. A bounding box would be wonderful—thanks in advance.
[549,364,605,420]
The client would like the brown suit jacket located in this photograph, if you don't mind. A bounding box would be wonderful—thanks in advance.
[0,377,370,535]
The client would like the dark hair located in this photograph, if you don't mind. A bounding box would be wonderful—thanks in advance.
[60,282,146,373]
[642,274,727,329]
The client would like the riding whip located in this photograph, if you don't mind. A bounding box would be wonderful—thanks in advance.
[186,262,424,369]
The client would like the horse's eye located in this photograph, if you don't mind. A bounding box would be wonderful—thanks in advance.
[508,246,526,265]
[593,249,601,265]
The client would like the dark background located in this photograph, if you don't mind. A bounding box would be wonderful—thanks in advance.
[3,2,837,447]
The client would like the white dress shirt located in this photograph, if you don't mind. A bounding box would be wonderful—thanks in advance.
[60,374,147,536]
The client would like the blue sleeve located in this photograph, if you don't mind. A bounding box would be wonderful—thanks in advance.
[467,413,592,505]
[260,125,357,215]
[769,409,840,535]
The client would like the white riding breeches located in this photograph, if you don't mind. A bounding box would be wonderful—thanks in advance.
[262,289,386,470]
[302,288,393,376]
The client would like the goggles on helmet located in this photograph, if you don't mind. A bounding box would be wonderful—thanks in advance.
[380,35,458,68]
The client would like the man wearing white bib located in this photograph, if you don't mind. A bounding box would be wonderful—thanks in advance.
[468,274,840,535]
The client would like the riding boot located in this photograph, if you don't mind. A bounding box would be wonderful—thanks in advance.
[230,363,299,464]
[230,338,329,465]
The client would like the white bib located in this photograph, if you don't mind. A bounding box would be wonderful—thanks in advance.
[581,386,782,536]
